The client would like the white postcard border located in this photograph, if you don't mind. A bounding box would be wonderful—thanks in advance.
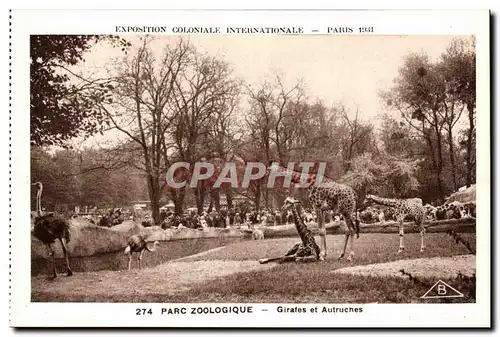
[10,9,490,328]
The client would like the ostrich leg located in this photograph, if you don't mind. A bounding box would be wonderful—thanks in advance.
[127,252,132,270]
[46,243,57,278]
[138,250,144,269]
[59,238,73,276]
[315,208,326,260]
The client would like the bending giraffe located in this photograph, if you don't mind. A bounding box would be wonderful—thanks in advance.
[360,194,426,253]
[266,164,360,261]
[259,197,320,264]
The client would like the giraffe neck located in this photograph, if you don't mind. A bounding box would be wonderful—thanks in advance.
[291,205,310,244]
[369,195,400,207]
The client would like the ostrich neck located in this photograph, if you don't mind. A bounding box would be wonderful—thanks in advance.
[146,242,158,252]
[36,185,43,217]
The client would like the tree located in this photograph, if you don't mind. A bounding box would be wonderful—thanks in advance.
[30,35,130,146]
[440,38,476,187]
[378,113,424,157]
[101,37,191,223]
[170,48,240,214]
[381,53,448,200]
[335,104,377,172]
[30,147,145,213]
[245,75,304,207]
[341,152,421,200]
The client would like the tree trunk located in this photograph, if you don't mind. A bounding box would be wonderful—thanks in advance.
[146,173,161,225]
[254,185,261,212]
[422,126,445,202]
[447,128,458,191]
[465,103,475,187]
[211,188,221,212]
[226,188,233,209]
[171,188,185,216]
[195,187,204,215]
[433,120,446,201]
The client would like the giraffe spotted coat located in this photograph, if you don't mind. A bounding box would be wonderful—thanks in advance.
[266,164,360,261]
[258,197,320,264]
[361,194,426,252]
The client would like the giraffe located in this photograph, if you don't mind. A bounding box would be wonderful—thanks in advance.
[266,164,360,261]
[258,196,320,264]
[360,194,426,253]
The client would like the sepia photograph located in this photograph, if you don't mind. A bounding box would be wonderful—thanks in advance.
[29,33,478,303]
[9,8,490,328]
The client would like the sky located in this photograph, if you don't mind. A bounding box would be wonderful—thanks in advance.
[72,34,468,149]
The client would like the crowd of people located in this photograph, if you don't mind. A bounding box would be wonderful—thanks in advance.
[77,198,475,230]
[157,207,344,230]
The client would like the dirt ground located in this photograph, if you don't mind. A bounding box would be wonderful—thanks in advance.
[32,250,275,300]
[332,254,476,279]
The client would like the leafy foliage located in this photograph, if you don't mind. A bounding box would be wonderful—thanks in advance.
[30,36,476,214]
[31,147,146,212]
[30,35,131,146]
[341,152,421,199]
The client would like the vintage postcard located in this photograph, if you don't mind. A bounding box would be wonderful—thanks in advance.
[9,9,490,328]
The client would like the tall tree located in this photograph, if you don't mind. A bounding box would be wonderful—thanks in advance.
[170,50,239,214]
[101,37,190,224]
[440,38,476,187]
[382,53,448,201]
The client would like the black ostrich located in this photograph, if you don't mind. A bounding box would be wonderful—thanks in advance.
[124,234,160,270]
[32,182,73,278]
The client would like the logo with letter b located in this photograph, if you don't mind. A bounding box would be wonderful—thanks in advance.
[421,280,464,299]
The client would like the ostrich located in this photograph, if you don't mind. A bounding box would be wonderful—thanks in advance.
[124,234,160,270]
[31,182,73,278]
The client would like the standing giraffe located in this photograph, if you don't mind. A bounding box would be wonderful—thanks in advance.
[266,164,360,261]
[259,196,320,264]
[360,194,425,253]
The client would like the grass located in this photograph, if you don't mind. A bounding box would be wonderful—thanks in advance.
[32,232,476,303]
[182,232,475,264]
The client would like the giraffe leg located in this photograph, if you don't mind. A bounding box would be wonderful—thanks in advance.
[339,232,350,260]
[345,215,356,261]
[315,208,327,260]
[59,238,73,276]
[46,243,57,279]
[347,228,355,261]
[398,220,405,253]
[259,243,300,264]
[419,221,426,252]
